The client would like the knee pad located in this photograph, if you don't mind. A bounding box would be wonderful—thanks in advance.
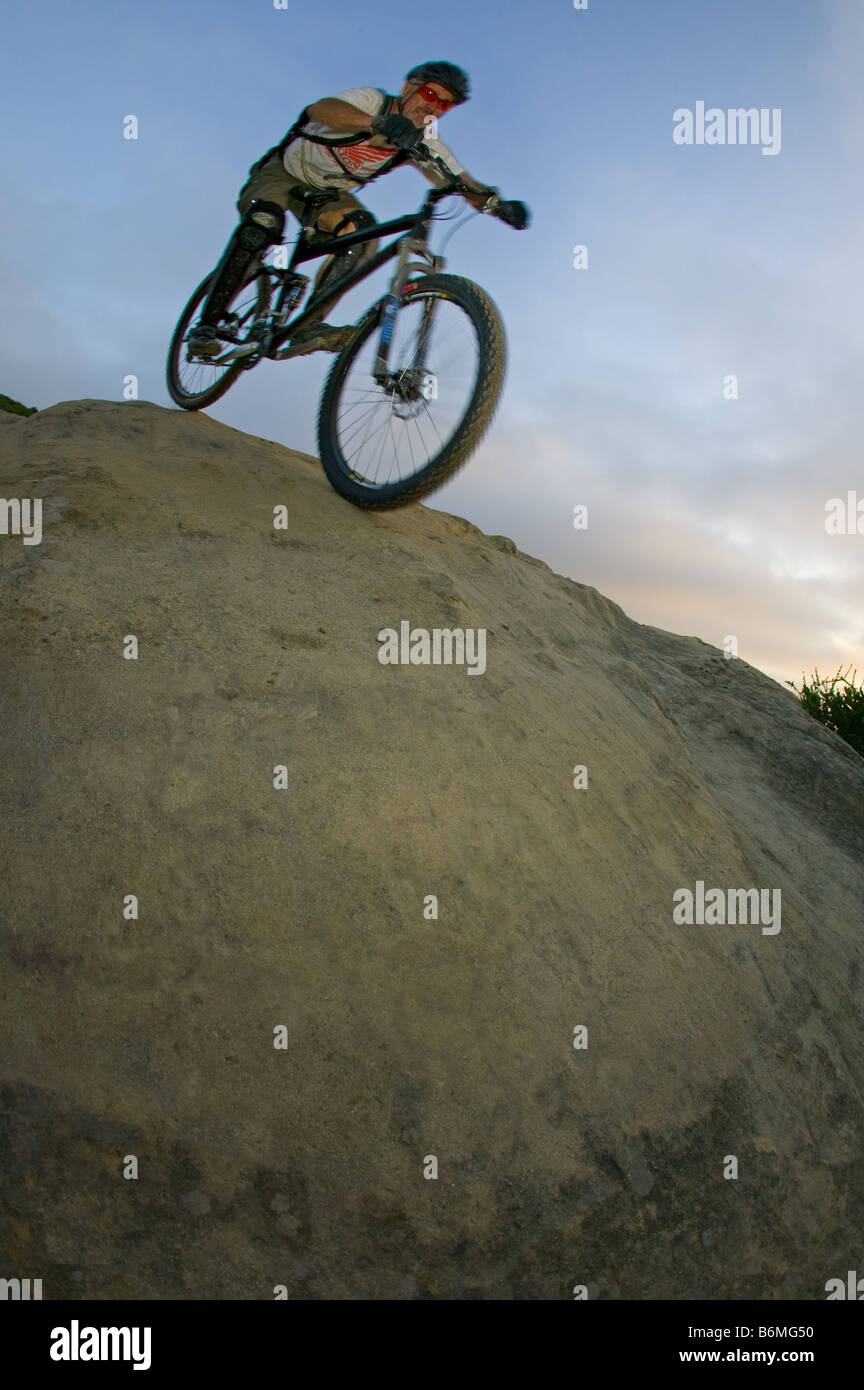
[331,210,379,270]
[237,199,285,253]
[331,208,377,237]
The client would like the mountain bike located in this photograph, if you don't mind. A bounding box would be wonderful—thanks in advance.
[165,143,513,508]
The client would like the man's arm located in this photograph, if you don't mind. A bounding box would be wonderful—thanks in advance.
[305,97,375,131]
[420,155,530,228]
[459,173,499,211]
[303,104,501,210]
[420,159,497,209]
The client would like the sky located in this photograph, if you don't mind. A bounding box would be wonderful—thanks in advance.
[1,0,861,690]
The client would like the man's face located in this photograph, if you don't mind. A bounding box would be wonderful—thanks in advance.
[401,80,455,127]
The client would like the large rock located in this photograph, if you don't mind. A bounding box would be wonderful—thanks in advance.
[1,398,862,1300]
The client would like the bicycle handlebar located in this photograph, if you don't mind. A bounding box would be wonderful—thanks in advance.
[408,141,500,211]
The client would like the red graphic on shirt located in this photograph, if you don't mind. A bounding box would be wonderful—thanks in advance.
[334,142,395,175]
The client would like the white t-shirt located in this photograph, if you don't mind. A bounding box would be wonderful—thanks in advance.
[282,87,466,192]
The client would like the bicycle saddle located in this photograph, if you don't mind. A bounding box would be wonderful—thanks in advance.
[290,186,342,212]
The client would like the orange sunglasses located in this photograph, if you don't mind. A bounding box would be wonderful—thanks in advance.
[412,83,455,113]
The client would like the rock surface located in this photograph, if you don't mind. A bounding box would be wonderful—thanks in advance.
[1,398,862,1300]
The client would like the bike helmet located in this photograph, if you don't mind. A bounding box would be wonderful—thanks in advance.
[405,62,470,105]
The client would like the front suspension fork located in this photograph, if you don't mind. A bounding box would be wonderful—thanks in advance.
[372,237,444,384]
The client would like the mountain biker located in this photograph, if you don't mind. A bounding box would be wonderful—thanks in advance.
[187,61,530,359]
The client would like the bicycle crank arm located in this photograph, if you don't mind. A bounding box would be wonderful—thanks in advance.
[211,342,260,363]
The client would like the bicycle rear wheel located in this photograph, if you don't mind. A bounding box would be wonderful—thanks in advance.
[317,273,506,508]
[165,266,270,410]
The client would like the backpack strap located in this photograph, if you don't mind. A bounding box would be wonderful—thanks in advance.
[315,92,412,186]
[247,90,410,184]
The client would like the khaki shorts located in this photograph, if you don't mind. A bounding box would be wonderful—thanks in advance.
[237,152,371,239]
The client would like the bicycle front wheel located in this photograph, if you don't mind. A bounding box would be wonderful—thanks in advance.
[317,273,506,509]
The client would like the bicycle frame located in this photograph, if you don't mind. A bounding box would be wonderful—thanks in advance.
[263,181,463,375]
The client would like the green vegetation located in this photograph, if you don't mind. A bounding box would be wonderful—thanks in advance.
[786,667,864,757]
[0,393,37,416]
